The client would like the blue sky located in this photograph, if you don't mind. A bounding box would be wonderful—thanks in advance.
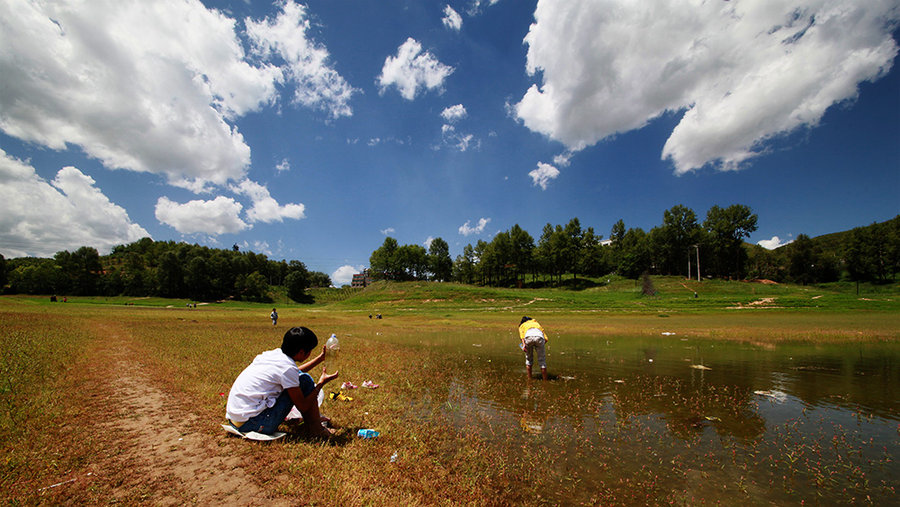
[1,0,898,286]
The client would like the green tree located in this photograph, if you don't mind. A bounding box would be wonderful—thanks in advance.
[473,240,489,285]
[236,271,269,302]
[370,237,399,280]
[121,251,149,295]
[156,251,183,298]
[844,222,893,283]
[8,259,62,294]
[54,246,102,295]
[658,205,700,276]
[746,244,782,281]
[618,227,650,278]
[788,234,816,285]
[185,255,212,300]
[609,219,626,269]
[396,244,428,280]
[308,271,332,288]
[285,270,309,301]
[887,216,900,280]
[485,230,512,285]
[703,204,758,279]
[509,224,535,284]
[427,237,453,282]
[0,253,6,290]
[452,244,477,284]
[563,218,583,280]
[579,227,606,277]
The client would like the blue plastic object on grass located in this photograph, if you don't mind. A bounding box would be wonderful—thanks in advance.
[357,428,379,439]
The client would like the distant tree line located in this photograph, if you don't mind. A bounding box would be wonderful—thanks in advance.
[369,237,453,282]
[450,204,760,286]
[1,238,332,302]
[746,216,900,285]
[367,205,899,288]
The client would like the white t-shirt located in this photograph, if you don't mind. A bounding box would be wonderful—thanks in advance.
[226,348,300,423]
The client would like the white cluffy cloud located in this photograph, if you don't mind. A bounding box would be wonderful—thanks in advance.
[468,0,503,16]
[758,236,794,250]
[332,264,365,287]
[441,104,468,122]
[378,38,454,100]
[155,196,248,235]
[276,159,291,172]
[442,5,463,31]
[529,162,560,190]
[459,217,491,236]
[155,179,305,235]
[515,0,900,174]
[381,227,396,235]
[245,1,357,119]
[440,124,476,152]
[229,179,306,223]
[0,150,149,257]
[439,104,475,151]
[0,0,354,191]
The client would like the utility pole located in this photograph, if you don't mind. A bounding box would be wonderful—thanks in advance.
[696,244,701,281]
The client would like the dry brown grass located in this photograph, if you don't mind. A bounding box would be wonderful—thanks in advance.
[1,299,897,505]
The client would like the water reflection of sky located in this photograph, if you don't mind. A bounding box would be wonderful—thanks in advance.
[437,333,900,421]
[411,331,899,504]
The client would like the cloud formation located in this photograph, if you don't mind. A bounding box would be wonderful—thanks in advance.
[529,162,560,190]
[442,5,463,31]
[0,150,149,257]
[0,0,354,191]
[332,264,365,286]
[229,179,306,223]
[467,0,503,16]
[441,104,468,122]
[155,196,248,235]
[459,217,491,236]
[245,1,357,119]
[758,236,794,250]
[440,125,477,152]
[378,38,454,100]
[439,104,475,151]
[515,0,900,174]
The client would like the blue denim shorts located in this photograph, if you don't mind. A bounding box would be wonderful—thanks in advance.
[234,371,315,434]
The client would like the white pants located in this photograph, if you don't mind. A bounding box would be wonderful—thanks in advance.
[523,336,546,368]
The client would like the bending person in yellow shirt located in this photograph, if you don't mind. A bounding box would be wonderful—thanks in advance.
[518,316,548,381]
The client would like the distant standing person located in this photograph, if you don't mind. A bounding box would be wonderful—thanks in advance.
[270,308,278,326]
[518,316,548,381]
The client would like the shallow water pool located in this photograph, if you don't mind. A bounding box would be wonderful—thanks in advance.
[399,331,899,504]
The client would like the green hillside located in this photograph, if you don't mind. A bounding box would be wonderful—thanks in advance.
[307,276,899,314]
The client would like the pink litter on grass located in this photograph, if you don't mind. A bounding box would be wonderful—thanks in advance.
[362,380,379,389]
[341,381,358,389]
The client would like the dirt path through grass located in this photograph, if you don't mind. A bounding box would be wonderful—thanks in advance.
[77,319,288,505]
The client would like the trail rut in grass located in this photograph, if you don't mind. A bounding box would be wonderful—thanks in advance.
[84,320,289,505]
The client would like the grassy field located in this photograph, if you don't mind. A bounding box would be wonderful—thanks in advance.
[1,278,897,504]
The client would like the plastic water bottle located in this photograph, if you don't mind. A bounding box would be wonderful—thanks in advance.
[326,333,339,351]
[357,428,379,439]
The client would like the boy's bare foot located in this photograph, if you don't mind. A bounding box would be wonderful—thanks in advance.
[311,426,336,437]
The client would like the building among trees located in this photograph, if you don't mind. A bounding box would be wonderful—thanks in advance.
[352,270,372,288]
